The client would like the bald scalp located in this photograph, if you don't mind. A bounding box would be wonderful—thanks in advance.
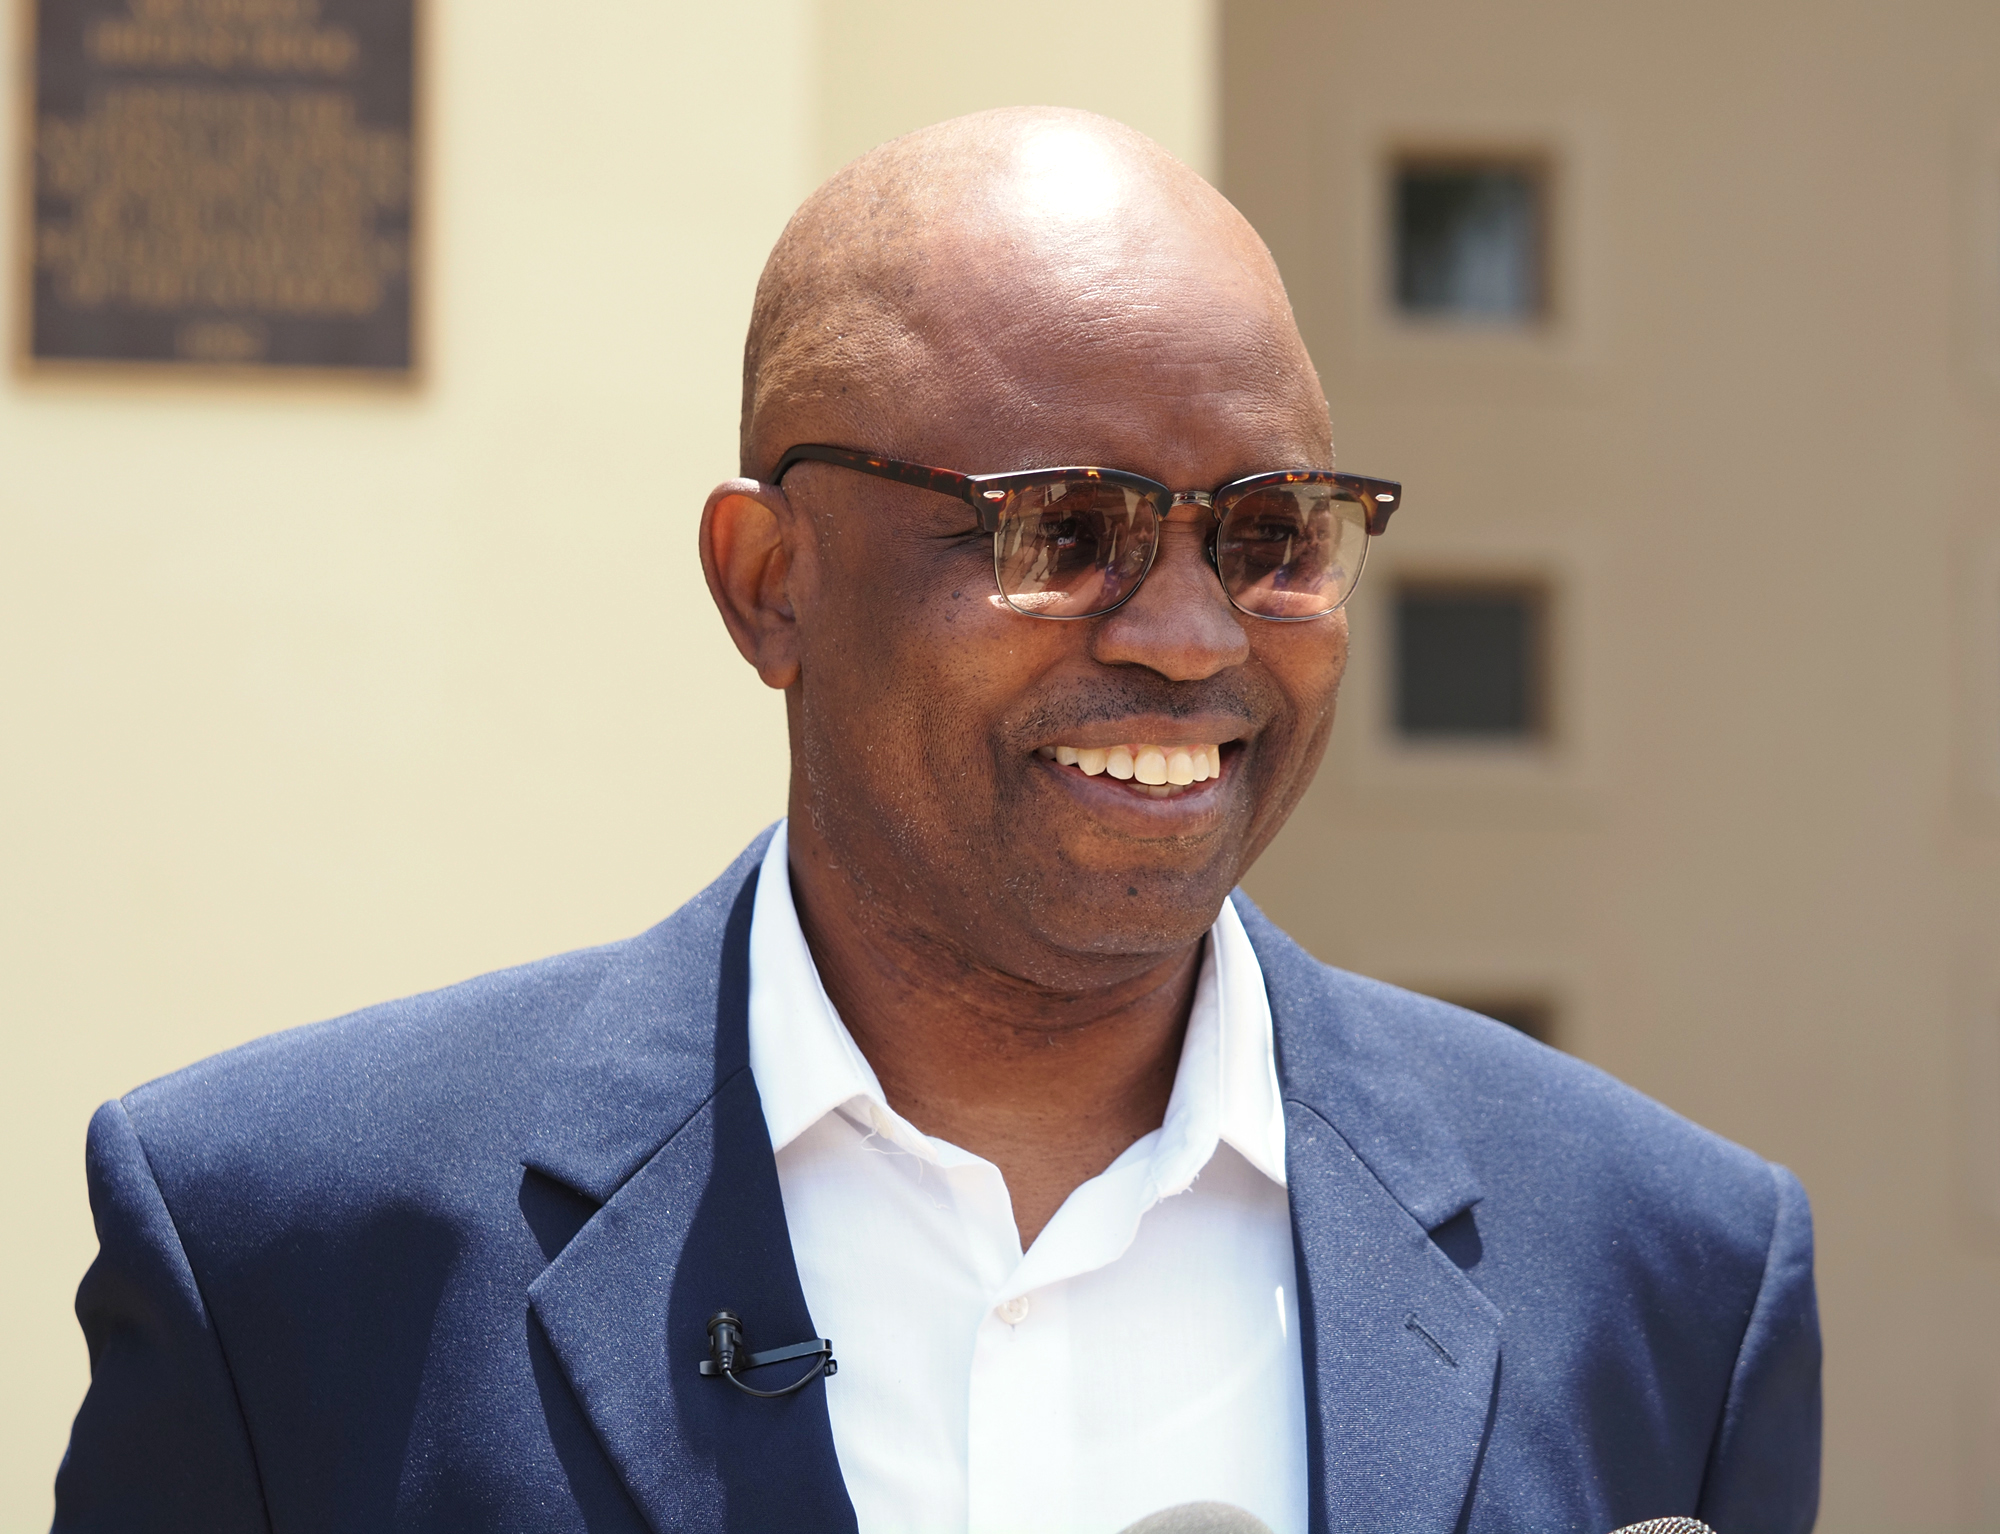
[739,106,1321,477]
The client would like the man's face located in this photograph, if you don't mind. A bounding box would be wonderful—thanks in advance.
[777,240,1343,986]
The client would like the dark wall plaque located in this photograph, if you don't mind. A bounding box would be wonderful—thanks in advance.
[27,0,416,372]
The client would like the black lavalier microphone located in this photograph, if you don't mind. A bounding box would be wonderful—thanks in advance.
[700,1310,837,1398]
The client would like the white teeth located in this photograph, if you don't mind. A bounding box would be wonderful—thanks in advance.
[1043,742,1226,789]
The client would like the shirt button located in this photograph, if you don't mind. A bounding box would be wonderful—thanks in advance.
[995,1295,1031,1325]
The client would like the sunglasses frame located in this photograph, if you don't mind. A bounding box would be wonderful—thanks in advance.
[771,443,1402,622]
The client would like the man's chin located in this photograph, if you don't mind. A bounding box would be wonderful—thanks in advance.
[1011,873,1238,971]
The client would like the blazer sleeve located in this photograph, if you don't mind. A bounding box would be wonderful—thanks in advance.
[52,1100,270,1534]
[1696,1162,1823,1534]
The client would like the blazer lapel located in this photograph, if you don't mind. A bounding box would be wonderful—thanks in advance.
[1285,1099,1501,1534]
[524,840,856,1534]
[1239,896,1502,1534]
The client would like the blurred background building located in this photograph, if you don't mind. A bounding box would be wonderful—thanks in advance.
[1,1,1994,1529]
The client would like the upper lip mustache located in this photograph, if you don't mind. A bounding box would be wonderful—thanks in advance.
[1031,716,1251,750]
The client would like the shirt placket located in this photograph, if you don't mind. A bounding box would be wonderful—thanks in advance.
[959,1162,1081,1534]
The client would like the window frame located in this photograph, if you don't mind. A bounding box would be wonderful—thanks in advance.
[1388,152,1554,326]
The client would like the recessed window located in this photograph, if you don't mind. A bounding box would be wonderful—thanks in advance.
[1439,994,1560,1049]
[1393,157,1548,322]
[1394,579,1550,741]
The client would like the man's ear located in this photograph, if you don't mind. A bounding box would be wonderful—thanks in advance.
[699,479,802,691]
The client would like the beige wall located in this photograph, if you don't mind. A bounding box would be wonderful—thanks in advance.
[814,0,1215,182]
[1225,2,2000,1530]
[0,2,1214,1526]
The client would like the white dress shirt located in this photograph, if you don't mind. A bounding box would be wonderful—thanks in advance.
[747,823,1308,1534]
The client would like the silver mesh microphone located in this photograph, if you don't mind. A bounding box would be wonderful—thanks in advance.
[1609,1520,1716,1534]
[1115,1506,1712,1533]
[1117,1505,1274,1534]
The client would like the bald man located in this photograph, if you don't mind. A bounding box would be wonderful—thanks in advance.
[55,111,1819,1534]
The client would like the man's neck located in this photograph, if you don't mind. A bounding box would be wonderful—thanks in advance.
[783,827,1205,1250]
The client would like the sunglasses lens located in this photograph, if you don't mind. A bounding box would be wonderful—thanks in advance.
[993,480,1159,617]
[1215,482,1371,618]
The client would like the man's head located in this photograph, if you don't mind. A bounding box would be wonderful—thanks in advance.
[702,107,1348,992]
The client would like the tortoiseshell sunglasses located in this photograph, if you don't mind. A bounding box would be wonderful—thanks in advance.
[773,443,1401,621]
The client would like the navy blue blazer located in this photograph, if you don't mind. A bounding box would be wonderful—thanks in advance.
[55,831,1819,1533]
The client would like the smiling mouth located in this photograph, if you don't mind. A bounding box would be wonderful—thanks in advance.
[1034,741,1229,800]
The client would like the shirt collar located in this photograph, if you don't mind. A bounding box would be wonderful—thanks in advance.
[747,820,1286,1189]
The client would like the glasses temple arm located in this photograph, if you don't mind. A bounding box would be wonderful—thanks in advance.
[770,444,981,507]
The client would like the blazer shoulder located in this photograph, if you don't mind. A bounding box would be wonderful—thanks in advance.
[1240,893,1794,1258]
[118,829,772,1213]
[128,934,619,1121]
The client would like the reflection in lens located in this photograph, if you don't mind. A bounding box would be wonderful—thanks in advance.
[1215,484,1370,618]
[998,588,1076,614]
[994,479,1159,618]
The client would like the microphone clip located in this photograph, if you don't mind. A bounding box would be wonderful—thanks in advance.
[700,1310,837,1399]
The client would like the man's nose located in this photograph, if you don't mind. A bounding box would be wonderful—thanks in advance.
[1088,509,1250,680]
